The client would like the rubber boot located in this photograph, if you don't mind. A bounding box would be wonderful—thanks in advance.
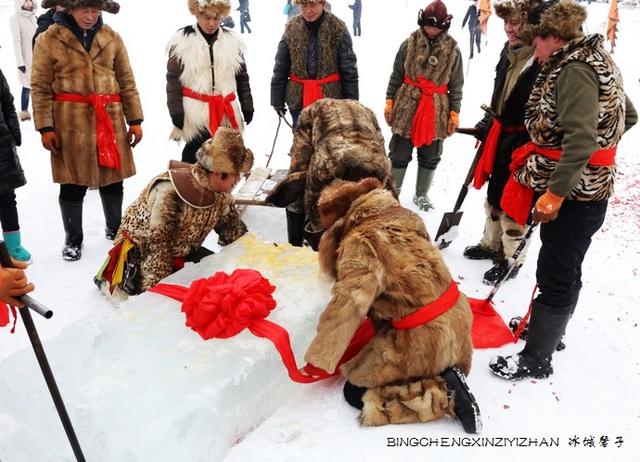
[100,192,123,240]
[304,227,323,251]
[59,199,83,261]
[413,167,436,211]
[489,300,572,380]
[2,231,32,264]
[286,210,305,247]
[392,168,407,194]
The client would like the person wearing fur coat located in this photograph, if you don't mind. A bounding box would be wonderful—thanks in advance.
[31,0,144,262]
[266,99,395,249]
[303,178,481,432]
[384,0,463,211]
[167,0,254,164]
[490,0,637,381]
[96,127,253,295]
[9,0,38,121]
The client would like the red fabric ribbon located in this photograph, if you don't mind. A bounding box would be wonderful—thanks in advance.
[501,141,617,225]
[391,280,459,329]
[182,87,239,137]
[55,93,122,170]
[473,122,528,189]
[289,73,341,108]
[1,303,18,334]
[403,76,448,147]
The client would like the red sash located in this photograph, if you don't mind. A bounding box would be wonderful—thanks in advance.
[182,87,239,137]
[55,92,122,170]
[289,73,341,108]
[501,141,617,225]
[472,122,526,189]
[403,76,448,147]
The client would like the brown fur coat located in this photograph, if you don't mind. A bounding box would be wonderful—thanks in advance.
[304,179,473,389]
[31,23,143,187]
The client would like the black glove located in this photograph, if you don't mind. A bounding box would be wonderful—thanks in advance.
[171,113,184,130]
[274,106,287,118]
[243,110,253,125]
[18,65,26,73]
[474,113,492,142]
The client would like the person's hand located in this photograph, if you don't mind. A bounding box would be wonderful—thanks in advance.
[383,99,393,126]
[18,65,26,73]
[41,131,60,154]
[447,111,459,137]
[243,110,254,125]
[274,106,287,118]
[533,189,564,223]
[128,124,143,147]
[0,261,34,308]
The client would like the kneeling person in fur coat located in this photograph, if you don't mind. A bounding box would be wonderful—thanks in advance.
[304,178,481,432]
[96,127,252,295]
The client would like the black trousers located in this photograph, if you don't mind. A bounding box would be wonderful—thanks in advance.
[536,199,608,310]
[59,182,123,202]
[182,130,211,164]
[388,134,443,170]
[0,191,19,232]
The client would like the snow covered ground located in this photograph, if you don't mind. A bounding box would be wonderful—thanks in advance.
[1,0,639,461]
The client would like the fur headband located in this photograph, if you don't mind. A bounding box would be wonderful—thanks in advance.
[188,0,230,17]
[519,0,586,44]
[494,0,540,23]
[195,127,253,175]
[41,0,119,13]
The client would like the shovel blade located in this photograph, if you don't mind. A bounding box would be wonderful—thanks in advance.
[434,211,464,249]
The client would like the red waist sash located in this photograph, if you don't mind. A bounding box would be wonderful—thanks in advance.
[182,87,238,137]
[289,72,341,108]
[403,75,448,147]
[55,92,122,170]
[472,120,526,189]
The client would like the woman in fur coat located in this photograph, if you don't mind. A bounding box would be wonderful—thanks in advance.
[167,0,254,164]
[96,128,252,295]
[31,0,144,262]
[303,178,481,432]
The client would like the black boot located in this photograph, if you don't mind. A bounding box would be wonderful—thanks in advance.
[490,301,572,380]
[286,210,305,247]
[442,366,482,433]
[463,243,497,260]
[343,381,367,410]
[304,228,323,251]
[482,261,521,285]
[100,192,123,240]
[59,199,83,261]
[509,316,566,351]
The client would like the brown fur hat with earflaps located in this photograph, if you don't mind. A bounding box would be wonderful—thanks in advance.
[293,0,326,5]
[519,0,587,45]
[188,0,231,17]
[41,0,119,13]
[494,0,541,23]
[195,127,253,175]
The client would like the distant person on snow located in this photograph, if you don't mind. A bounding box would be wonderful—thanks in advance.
[166,0,254,164]
[9,0,38,121]
[0,67,31,263]
[384,0,463,211]
[237,0,251,34]
[95,128,252,296]
[348,0,361,37]
[461,0,482,58]
[31,0,144,262]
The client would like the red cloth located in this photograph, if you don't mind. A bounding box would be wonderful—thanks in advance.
[468,297,514,348]
[54,93,122,170]
[182,87,239,137]
[473,123,527,189]
[289,73,341,108]
[501,142,617,225]
[1,303,18,333]
[391,280,459,329]
[403,76,448,147]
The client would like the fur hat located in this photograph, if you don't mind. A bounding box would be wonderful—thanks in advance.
[418,0,452,30]
[519,0,586,44]
[195,127,253,175]
[293,0,325,5]
[41,0,119,13]
[318,178,383,229]
[494,0,540,23]
[188,0,230,17]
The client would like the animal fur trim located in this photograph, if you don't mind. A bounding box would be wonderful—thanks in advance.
[187,0,230,17]
[519,0,586,44]
[195,127,253,174]
[41,0,119,13]
[293,0,325,5]
[494,0,540,23]
[317,178,383,230]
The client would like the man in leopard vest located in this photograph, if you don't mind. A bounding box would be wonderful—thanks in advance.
[463,0,540,286]
[490,0,637,381]
[95,128,252,296]
[270,0,359,246]
[166,0,254,164]
[384,0,463,211]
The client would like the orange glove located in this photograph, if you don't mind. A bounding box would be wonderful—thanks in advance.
[447,111,459,137]
[383,99,393,126]
[128,124,143,147]
[533,189,565,223]
[41,131,60,154]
